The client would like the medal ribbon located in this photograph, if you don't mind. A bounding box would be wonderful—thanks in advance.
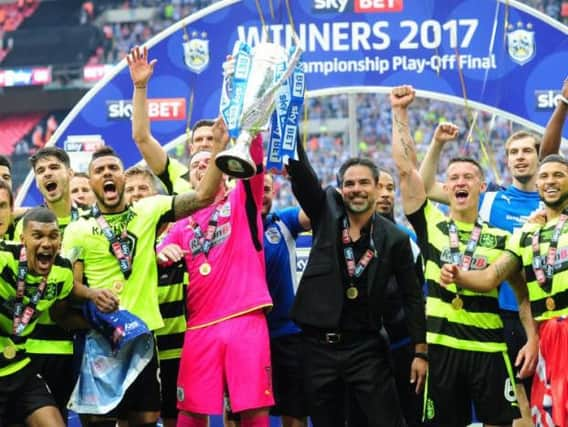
[189,205,222,260]
[448,219,483,272]
[448,219,483,301]
[12,247,48,336]
[531,211,568,293]
[92,205,132,277]
[341,215,377,287]
[219,41,252,139]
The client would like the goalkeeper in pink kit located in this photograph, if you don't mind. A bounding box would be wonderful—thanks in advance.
[157,133,274,427]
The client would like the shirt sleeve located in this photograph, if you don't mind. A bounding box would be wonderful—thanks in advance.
[279,207,303,237]
[505,227,524,263]
[56,258,74,300]
[157,156,192,195]
[61,221,84,263]
[134,194,176,230]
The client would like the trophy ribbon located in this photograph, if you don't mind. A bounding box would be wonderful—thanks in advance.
[220,41,252,140]
[266,52,305,173]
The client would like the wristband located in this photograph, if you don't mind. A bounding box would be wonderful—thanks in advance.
[135,85,146,89]
[414,352,429,362]
[557,94,568,106]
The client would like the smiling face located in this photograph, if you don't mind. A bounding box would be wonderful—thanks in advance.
[536,161,568,209]
[33,156,72,205]
[444,161,486,215]
[506,136,539,185]
[89,156,125,210]
[22,220,61,276]
[341,164,378,215]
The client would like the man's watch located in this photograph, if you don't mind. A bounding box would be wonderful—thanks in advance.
[414,352,429,362]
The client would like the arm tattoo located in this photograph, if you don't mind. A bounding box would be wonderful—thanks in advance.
[174,190,203,220]
[394,113,412,161]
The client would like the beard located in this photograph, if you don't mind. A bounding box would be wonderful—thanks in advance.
[346,199,373,214]
[542,190,568,209]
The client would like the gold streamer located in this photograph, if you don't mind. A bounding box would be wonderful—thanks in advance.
[285,0,297,40]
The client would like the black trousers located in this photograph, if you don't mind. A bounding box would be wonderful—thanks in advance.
[347,341,423,427]
[301,331,406,427]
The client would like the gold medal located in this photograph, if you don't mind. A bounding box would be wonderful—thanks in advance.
[113,281,124,293]
[3,345,16,360]
[199,262,211,276]
[546,296,556,311]
[451,296,463,310]
[346,286,359,300]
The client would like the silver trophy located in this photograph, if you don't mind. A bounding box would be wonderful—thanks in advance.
[217,39,302,179]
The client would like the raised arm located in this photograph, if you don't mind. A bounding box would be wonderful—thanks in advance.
[440,251,521,292]
[540,78,568,159]
[173,117,229,219]
[287,134,326,222]
[418,123,459,204]
[127,45,168,176]
[390,85,427,215]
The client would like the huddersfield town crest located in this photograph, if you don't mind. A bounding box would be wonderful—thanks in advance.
[506,22,535,65]
[183,31,210,73]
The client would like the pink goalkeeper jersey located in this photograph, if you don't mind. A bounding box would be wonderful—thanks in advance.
[158,136,272,329]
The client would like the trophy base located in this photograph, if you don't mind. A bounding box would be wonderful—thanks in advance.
[215,154,257,179]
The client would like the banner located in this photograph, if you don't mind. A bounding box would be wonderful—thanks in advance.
[17,0,568,206]
[0,66,51,87]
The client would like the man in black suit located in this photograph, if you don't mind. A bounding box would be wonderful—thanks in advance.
[287,141,427,427]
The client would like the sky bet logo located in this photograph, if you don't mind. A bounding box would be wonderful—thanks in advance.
[106,98,186,121]
[535,90,562,111]
[313,0,403,13]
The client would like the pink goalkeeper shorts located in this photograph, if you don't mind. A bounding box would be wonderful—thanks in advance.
[176,310,274,414]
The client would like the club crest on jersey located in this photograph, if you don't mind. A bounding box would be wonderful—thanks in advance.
[506,22,535,65]
[219,201,231,218]
[183,30,209,74]
[479,234,497,249]
[265,226,281,244]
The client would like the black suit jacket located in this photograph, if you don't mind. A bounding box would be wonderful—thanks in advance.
[287,144,426,345]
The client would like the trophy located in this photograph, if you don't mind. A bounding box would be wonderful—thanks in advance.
[217,38,303,179]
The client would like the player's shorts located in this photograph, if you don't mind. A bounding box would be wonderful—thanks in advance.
[423,344,519,426]
[159,357,180,419]
[30,354,75,420]
[269,333,308,419]
[109,346,161,417]
[176,310,274,414]
[0,363,57,424]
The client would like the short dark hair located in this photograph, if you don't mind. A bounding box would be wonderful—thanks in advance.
[22,207,58,230]
[30,147,70,170]
[0,155,12,172]
[505,130,541,157]
[190,119,215,145]
[337,157,379,186]
[540,154,568,168]
[0,180,13,208]
[89,146,122,169]
[447,157,485,180]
